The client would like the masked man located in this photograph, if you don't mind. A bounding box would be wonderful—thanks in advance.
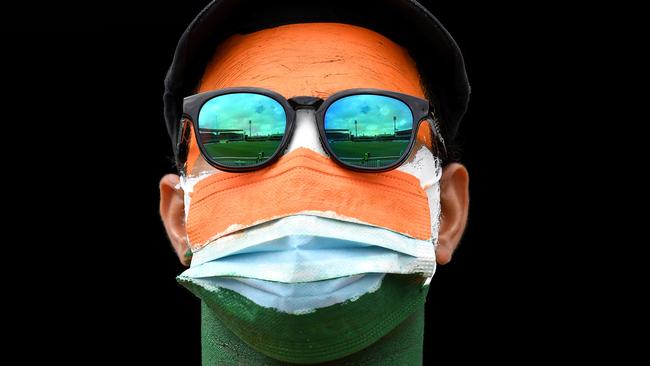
[159,1,470,364]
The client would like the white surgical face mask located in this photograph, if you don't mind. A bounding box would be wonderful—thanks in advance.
[179,214,436,314]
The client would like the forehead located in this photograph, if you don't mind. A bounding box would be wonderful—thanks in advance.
[198,22,426,99]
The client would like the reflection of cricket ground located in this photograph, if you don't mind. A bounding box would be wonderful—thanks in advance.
[200,127,411,167]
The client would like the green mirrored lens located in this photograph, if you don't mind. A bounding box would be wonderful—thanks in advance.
[324,94,413,168]
[198,93,286,167]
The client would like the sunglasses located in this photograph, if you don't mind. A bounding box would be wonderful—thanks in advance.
[178,87,447,173]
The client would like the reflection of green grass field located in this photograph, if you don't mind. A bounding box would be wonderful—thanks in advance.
[329,141,408,160]
[204,140,408,166]
[205,141,280,162]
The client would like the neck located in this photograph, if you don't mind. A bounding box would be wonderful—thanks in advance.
[201,301,425,365]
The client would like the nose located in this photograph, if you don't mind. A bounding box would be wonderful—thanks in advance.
[285,109,328,157]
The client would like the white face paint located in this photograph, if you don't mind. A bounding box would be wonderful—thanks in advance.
[178,171,213,222]
[285,109,328,156]
[397,143,442,286]
[398,145,443,248]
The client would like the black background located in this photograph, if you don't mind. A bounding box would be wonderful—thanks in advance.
[5,1,596,364]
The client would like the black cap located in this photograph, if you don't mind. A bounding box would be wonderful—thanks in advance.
[164,0,470,160]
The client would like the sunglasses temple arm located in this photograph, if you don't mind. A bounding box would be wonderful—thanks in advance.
[427,113,449,162]
[175,117,192,174]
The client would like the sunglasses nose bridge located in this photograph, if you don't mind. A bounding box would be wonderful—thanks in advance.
[287,96,324,110]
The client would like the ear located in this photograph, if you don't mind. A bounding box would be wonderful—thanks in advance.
[436,163,469,265]
[159,174,191,266]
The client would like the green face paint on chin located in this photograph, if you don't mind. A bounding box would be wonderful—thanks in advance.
[179,274,429,364]
[201,302,426,365]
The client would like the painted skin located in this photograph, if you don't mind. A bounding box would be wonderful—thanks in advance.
[161,22,468,270]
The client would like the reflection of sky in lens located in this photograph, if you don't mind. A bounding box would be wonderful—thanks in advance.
[199,93,286,136]
[324,95,412,136]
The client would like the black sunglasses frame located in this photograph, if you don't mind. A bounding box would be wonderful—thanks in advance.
[179,87,447,173]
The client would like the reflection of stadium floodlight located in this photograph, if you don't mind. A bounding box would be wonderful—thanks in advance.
[249,120,252,137]
[354,120,358,137]
[393,116,397,132]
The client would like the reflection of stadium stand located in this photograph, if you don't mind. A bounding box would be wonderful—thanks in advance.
[200,128,283,143]
[246,133,283,141]
[200,128,244,144]
[325,129,351,142]
[329,128,412,142]
[388,129,412,141]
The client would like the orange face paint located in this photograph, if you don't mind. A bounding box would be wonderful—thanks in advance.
[416,119,434,150]
[186,148,431,249]
[198,23,425,98]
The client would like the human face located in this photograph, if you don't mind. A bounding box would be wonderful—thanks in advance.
[160,22,468,266]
